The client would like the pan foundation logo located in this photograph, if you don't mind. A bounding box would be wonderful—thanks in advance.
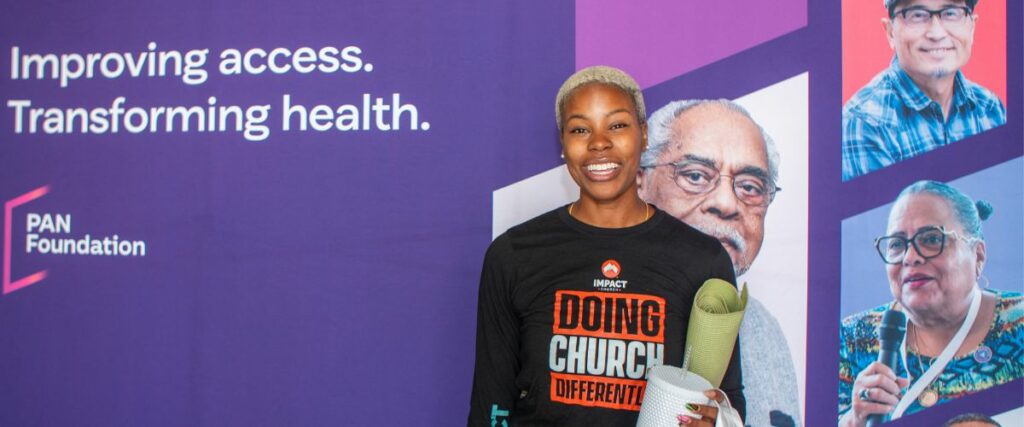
[3,185,147,295]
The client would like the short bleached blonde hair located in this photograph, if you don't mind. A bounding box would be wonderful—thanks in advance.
[554,65,645,131]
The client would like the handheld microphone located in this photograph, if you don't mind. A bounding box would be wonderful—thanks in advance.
[866,309,906,427]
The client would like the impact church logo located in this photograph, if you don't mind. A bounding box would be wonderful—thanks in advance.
[601,259,620,279]
[3,185,148,295]
[595,259,627,291]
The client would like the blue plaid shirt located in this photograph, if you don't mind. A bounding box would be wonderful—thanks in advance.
[841,58,1006,181]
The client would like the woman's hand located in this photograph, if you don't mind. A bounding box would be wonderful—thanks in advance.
[839,361,910,427]
[676,389,729,426]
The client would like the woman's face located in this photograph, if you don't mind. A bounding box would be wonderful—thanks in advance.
[560,83,647,206]
[885,193,985,319]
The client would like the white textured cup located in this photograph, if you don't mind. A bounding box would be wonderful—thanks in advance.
[637,365,713,427]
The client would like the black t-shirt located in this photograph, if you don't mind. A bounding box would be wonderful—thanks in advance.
[469,206,744,426]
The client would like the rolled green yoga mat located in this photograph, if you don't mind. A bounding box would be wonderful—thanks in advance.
[684,278,748,388]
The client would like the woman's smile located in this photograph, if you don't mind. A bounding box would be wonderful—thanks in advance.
[583,160,622,181]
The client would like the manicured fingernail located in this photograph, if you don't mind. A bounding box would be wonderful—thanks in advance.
[685,403,698,412]
[677,414,687,422]
[679,415,692,424]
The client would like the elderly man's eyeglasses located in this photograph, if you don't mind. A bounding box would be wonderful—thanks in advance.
[894,6,973,28]
[643,161,780,207]
[874,226,979,265]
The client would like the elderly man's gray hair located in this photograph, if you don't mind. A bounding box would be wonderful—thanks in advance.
[641,99,781,189]
[555,65,646,131]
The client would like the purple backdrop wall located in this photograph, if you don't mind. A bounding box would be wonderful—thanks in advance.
[1,0,1021,425]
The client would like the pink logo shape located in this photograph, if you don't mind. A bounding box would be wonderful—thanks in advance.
[4,185,50,294]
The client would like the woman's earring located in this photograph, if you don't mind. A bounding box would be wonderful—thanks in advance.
[560,153,565,160]
[977,274,990,289]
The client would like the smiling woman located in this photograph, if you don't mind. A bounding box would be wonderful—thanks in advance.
[554,67,650,227]
[468,66,746,427]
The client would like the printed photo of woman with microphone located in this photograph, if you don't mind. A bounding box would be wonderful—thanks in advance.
[837,180,1024,426]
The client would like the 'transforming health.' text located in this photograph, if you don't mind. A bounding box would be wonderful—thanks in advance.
[6,94,428,142]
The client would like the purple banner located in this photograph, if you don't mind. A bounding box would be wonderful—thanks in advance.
[1,0,1021,425]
